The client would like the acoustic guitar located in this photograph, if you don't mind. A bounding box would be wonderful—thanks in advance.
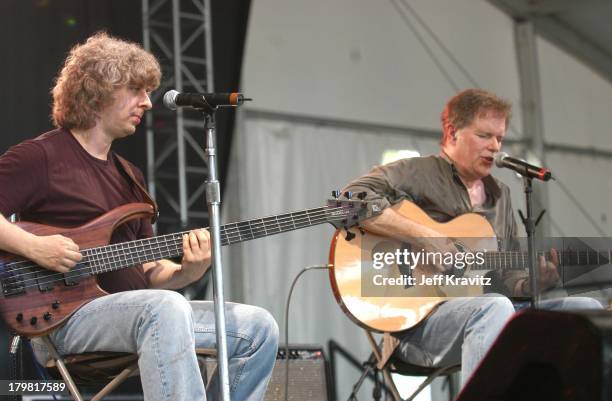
[328,200,609,333]
[0,199,376,336]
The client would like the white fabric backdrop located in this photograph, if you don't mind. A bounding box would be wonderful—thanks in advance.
[224,1,612,398]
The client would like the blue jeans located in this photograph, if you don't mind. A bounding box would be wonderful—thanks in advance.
[31,289,279,401]
[394,294,603,384]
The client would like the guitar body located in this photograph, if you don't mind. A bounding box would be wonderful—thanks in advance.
[0,203,154,336]
[329,200,498,333]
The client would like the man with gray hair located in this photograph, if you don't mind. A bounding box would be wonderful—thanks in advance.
[343,88,602,385]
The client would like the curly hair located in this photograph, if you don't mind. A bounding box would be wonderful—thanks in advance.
[440,89,512,145]
[52,32,161,130]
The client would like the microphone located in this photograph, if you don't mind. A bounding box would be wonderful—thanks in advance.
[163,90,251,111]
[494,152,553,181]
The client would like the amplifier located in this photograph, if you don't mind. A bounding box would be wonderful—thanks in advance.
[199,345,330,401]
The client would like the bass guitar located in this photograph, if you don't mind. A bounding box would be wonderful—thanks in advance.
[1,198,376,336]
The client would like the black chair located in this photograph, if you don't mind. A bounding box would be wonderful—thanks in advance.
[364,330,460,401]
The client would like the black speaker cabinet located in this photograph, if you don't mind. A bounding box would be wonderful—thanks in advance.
[457,309,612,401]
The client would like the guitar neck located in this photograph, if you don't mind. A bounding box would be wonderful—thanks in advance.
[480,249,610,271]
[84,207,331,275]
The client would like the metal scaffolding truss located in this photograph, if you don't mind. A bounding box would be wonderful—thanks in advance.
[142,0,214,232]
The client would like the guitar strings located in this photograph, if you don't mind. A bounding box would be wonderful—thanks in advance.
[7,241,580,294]
[1,207,357,291]
[3,213,336,290]
[4,212,601,287]
[2,207,344,279]
[3,213,338,291]
[1,225,589,290]
[8,247,591,295]
[10,202,602,292]
[4,225,607,293]
[3,205,344,274]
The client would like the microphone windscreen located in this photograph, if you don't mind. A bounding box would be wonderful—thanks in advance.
[493,152,508,167]
[163,90,179,110]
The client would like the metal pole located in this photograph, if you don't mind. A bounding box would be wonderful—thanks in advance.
[203,0,215,92]
[172,0,188,227]
[204,112,231,400]
[515,19,550,236]
[523,177,540,308]
[142,0,157,233]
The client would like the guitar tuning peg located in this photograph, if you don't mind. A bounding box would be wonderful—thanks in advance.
[358,226,366,235]
[357,191,367,200]
[344,229,356,241]
[332,190,340,199]
[344,191,353,199]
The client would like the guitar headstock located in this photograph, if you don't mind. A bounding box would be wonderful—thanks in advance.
[325,191,381,229]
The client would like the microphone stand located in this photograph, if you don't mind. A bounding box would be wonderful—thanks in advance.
[199,104,231,401]
[520,176,540,308]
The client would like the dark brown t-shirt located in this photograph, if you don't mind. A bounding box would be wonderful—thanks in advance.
[0,128,153,292]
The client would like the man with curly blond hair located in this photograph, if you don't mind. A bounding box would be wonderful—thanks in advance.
[0,32,278,401]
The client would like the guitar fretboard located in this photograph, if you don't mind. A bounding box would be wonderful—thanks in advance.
[82,207,338,275]
[475,249,611,270]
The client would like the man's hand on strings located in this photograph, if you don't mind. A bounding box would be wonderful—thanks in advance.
[181,228,212,280]
[539,248,560,289]
[28,234,82,273]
